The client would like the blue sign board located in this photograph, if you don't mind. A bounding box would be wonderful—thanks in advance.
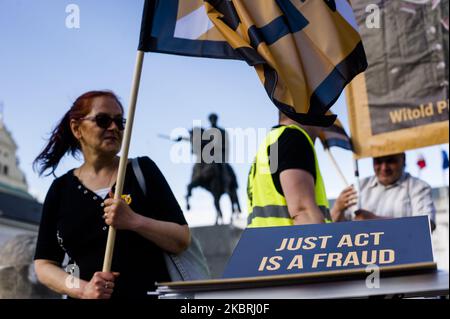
[223,216,434,279]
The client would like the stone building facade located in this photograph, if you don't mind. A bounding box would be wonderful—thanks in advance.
[0,115,56,298]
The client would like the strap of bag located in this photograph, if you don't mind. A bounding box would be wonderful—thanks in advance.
[130,158,210,281]
[132,158,147,195]
[131,158,184,278]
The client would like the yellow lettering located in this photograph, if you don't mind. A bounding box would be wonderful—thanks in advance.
[258,257,268,271]
[275,238,288,252]
[437,100,449,114]
[337,234,353,248]
[361,250,378,265]
[267,256,283,270]
[319,236,333,249]
[326,253,343,267]
[287,238,303,251]
[312,254,327,268]
[379,249,395,264]
[370,232,384,245]
[343,251,360,266]
[425,103,434,116]
[303,237,317,250]
[389,109,404,123]
[287,255,304,270]
[355,233,369,246]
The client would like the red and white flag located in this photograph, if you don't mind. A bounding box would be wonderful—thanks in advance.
[417,154,427,170]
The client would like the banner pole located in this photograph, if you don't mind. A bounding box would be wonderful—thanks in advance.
[353,158,362,210]
[443,170,449,214]
[325,149,349,187]
[102,50,145,272]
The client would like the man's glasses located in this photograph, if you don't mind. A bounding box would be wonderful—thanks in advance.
[81,113,126,131]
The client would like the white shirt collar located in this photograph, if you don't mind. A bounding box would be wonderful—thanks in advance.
[371,172,409,189]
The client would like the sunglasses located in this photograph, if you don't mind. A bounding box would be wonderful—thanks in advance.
[81,113,126,131]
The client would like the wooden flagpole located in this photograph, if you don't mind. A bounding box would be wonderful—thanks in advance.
[325,148,349,187]
[102,50,145,272]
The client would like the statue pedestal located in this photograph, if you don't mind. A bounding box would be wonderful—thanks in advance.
[191,225,243,278]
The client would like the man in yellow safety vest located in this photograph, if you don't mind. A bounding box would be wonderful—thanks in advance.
[247,112,332,227]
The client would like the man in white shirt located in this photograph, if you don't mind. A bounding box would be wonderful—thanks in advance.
[332,153,436,230]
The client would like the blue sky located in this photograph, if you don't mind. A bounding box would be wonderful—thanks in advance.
[1,0,448,226]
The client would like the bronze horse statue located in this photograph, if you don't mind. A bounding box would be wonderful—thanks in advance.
[180,127,242,224]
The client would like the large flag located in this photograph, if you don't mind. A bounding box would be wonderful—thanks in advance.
[139,0,367,126]
[346,0,449,159]
[318,114,353,151]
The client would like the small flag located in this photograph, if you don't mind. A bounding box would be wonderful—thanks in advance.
[417,154,427,170]
[442,150,449,170]
[318,114,353,151]
[139,0,367,127]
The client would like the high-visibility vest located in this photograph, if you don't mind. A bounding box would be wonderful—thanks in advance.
[247,125,332,227]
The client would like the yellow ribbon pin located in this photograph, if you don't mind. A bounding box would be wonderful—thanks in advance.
[121,194,132,205]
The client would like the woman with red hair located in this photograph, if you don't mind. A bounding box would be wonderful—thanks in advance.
[33,91,190,299]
